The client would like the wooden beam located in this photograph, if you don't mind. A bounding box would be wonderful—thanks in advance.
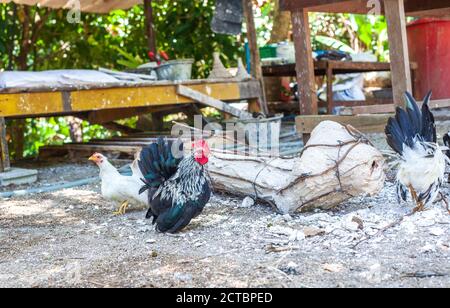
[243,0,269,115]
[340,99,450,115]
[177,85,252,119]
[384,0,412,107]
[0,80,262,118]
[291,9,318,115]
[296,114,392,134]
[0,117,10,172]
[144,0,157,54]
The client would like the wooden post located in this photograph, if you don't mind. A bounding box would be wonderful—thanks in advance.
[144,0,157,55]
[291,9,318,115]
[243,0,268,115]
[384,0,412,107]
[326,61,334,114]
[0,117,10,172]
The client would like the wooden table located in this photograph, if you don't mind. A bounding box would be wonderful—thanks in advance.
[280,0,450,115]
[263,60,404,113]
[0,79,262,168]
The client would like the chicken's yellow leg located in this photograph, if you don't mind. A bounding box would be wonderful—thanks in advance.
[113,201,130,215]
[409,186,424,213]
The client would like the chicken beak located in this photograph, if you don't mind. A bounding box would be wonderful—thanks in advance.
[88,155,96,162]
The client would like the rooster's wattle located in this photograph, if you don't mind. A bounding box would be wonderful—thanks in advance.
[138,138,211,233]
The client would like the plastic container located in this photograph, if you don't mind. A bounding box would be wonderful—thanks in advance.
[259,45,278,59]
[155,59,194,81]
[276,42,295,64]
[407,18,450,99]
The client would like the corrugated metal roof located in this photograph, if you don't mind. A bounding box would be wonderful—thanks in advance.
[0,0,142,13]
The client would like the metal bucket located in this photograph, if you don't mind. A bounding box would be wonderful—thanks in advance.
[156,59,194,81]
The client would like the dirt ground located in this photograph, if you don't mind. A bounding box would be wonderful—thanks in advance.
[0,123,449,288]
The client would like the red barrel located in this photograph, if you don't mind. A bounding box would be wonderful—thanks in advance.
[407,18,450,100]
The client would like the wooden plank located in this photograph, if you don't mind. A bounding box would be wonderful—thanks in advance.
[0,80,261,118]
[0,117,10,172]
[177,85,252,119]
[243,0,268,115]
[291,9,318,115]
[296,114,392,134]
[263,61,393,77]
[341,99,450,115]
[87,107,154,124]
[384,0,412,108]
[280,0,450,16]
[326,61,334,114]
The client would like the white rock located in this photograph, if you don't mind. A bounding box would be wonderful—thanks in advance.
[420,244,436,253]
[289,230,305,242]
[241,197,255,208]
[323,263,344,273]
[174,272,192,282]
[282,214,293,222]
[429,227,445,237]
[343,221,360,232]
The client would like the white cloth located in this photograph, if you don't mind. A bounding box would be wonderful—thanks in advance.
[0,70,121,89]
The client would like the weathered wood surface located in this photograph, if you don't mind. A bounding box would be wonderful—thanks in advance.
[339,99,450,115]
[384,0,412,108]
[0,80,262,118]
[280,0,450,17]
[207,121,386,213]
[296,114,392,134]
[291,9,318,115]
[262,61,394,77]
[177,85,253,119]
[0,117,10,172]
[0,0,141,14]
[242,0,269,115]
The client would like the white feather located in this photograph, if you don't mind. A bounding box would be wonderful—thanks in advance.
[397,141,446,205]
[97,157,148,205]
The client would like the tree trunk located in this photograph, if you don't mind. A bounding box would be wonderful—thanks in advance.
[268,0,291,44]
[68,116,83,143]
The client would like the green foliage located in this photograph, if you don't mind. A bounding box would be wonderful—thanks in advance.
[310,13,389,61]
[0,1,241,158]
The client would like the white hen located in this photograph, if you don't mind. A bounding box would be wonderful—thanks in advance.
[89,153,147,215]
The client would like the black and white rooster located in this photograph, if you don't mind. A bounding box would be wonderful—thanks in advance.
[444,132,450,160]
[138,138,212,233]
[386,91,449,212]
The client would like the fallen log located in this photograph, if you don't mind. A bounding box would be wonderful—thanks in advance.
[207,121,386,214]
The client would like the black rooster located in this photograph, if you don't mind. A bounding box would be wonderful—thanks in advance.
[138,138,211,233]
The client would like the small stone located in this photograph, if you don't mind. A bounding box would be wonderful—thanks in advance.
[146,239,156,244]
[174,272,192,282]
[151,251,158,258]
[303,227,325,238]
[241,197,255,208]
[429,227,445,237]
[344,221,360,232]
[420,244,436,253]
[289,230,305,242]
[323,263,344,273]
[282,214,293,222]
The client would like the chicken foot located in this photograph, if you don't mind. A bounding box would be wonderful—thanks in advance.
[113,201,130,216]
[409,186,425,213]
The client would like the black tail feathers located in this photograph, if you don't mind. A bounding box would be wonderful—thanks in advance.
[385,91,436,154]
[138,138,184,193]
